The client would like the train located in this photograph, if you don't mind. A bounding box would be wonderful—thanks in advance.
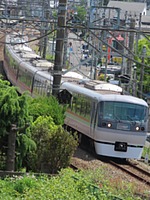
[3,33,149,159]
[4,33,83,95]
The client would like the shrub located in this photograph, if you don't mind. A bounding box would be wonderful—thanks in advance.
[27,116,78,173]
[28,96,66,125]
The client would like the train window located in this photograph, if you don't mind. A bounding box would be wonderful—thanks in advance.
[84,100,91,119]
[6,50,11,63]
[71,93,91,120]
[6,50,18,76]
[18,69,32,88]
[91,102,97,126]
[126,104,148,122]
[33,79,48,96]
[98,101,148,124]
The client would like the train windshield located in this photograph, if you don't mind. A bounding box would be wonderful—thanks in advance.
[99,101,148,123]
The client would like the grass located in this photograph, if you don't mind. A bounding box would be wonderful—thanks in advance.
[0,167,149,200]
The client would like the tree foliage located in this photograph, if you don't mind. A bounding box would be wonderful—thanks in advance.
[0,80,31,135]
[28,96,66,125]
[134,37,150,94]
[16,133,36,170]
[0,80,76,173]
[28,116,78,173]
[0,79,35,170]
[76,6,86,22]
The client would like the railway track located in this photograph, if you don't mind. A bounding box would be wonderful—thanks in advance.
[71,157,150,187]
[108,160,150,187]
[71,147,150,189]
[70,164,79,171]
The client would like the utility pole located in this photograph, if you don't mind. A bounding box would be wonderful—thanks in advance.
[139,45,146,98]
[52,0,67,96]
[63,25,68,69]
[122,11,128,75]
[43,1,50,59]
[126,17,135,92]
[135,13,142,54]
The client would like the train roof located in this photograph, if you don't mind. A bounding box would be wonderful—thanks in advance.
[61,81,102,100]
[84,80,122,93]
[32,60,54,68]
[103,94,148,107]
[21,52,41,59]
[5,34,54,73]
[62,71,83,80]
[61,81,148,107]
[13,45,32,52]
[62,80,123,95]
[5,35,84,84]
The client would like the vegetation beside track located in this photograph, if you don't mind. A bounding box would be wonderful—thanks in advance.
[1,168,149,200]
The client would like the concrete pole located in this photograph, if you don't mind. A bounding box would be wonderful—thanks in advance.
[122,11,128,75]
[135,13,142,54]
[139,46,146,98]
[126,17,135,92]
[43,2,50,59]
[52,0,67,96]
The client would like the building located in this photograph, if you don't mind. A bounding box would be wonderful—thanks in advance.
[107,1,147,17]
[107,0,150,29]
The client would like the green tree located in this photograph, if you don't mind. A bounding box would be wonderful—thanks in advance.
[0,79,35,171]
[76,6,86,22]
[28,96,66,125]
[28,116,78,173]
[134,37,150,94]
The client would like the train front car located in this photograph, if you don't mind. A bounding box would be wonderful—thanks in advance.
[61,80,149,159]
[95,95,149,159]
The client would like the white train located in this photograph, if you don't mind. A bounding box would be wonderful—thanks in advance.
[60,80,149,159]
[4,34,82,96]
[4,34,149,159]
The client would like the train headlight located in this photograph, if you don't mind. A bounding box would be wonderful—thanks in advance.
[141,127,145,131]
[135,126,140,131]
[107,123,112,128]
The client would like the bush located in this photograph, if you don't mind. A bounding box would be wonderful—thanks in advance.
[27,116,78,173]
[28,96,66,125]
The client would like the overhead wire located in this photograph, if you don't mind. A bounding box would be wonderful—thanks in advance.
[66,21,150,69]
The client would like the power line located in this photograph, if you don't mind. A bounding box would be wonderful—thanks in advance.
[68,24,150,69]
